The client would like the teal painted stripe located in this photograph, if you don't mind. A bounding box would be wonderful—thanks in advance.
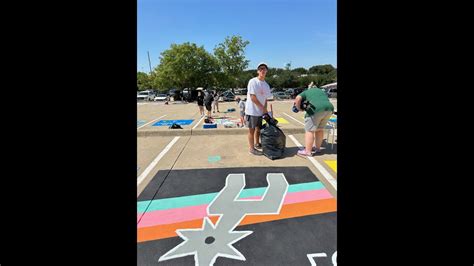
[137,181,326,213]
[237,181,325,198]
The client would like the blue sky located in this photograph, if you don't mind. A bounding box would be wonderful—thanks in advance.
[138,0,336,73]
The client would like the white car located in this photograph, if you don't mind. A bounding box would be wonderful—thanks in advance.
[137,90,155,101]
[153,94,168,101]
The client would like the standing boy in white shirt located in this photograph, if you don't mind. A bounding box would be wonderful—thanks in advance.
[245,62,272,155]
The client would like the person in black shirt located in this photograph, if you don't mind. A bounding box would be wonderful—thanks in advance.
[196,90,204,116]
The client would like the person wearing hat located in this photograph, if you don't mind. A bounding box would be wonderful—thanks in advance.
[245,62,272,155]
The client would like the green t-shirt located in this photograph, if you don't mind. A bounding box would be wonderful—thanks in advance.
[298,87,334,117]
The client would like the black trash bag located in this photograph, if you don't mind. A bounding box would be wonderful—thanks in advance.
[262,113,278,126]
[260,122,286,160]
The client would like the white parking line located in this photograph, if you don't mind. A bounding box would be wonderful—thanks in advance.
[137,136,181,187]
[288,135,337,192]
[283,112,305,126]
[192,116,205,130]
[137,115,167,130]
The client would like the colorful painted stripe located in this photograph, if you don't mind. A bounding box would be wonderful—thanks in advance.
[138,188,333,228]
[324,160,337,173]
[137,198,337,242]
[262,117,289,124]
[137,181,326,214]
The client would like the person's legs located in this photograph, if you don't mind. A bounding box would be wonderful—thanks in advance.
[305,131,315,154]
[255,127,261,146]
[246,115,263,155]
[313,131,317,148]
[313,111,333,151]
[300,115,317,155]
[315,129,324,150]
[252,116,262,147]
[248,128,256,151]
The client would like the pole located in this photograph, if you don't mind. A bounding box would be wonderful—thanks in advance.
[147,51,152,74]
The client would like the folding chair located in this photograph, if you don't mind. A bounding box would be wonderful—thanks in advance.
[325,116,337,150]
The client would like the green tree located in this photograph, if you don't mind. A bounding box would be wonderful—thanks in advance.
[266,67,285,78]
[137,72,153,91]
[153,42,219,90]
[291,67,308,75]
[308,64,336,75]
[237,70,254,88]
[297,75,315,88]
[278,71,298,88]
[213,35,250,92]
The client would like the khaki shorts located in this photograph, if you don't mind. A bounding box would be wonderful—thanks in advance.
[304,111,333,132]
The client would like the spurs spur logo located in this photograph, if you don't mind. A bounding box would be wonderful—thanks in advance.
[159,173,289,265]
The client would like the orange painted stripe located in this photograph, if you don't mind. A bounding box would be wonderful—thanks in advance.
[137,198,336,243]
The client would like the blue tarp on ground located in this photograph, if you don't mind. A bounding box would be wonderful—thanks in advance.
[152,119,194,126]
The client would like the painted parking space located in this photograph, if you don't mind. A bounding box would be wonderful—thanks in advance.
[137,167,336,265]
[152,119,194,126]
[287,133,337,194]
[262,117,290,124]
[137,120,146,127]
[137,136,186,179]
[324,160,337,173]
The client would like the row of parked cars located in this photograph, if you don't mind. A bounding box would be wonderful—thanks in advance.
[270,86,337,100]
[137,89,237,102]
[137,85,336,102]
[270,88,306,100]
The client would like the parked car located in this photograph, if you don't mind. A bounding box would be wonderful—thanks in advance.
[220,91,236,101]
[290,88,306,99]
[168,89,182,101]
[137,90,156,101]
[235,88,247,95]
[326,87,337,98]
[321,82,337,98]
[273,91,290,100]
[153,94,168,101]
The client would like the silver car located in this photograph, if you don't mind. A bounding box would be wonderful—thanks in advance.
[221,91,236,101]
[326,88,337,98]
[272,91,290,100]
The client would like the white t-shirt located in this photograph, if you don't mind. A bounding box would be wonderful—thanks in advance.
[245,77,272,116]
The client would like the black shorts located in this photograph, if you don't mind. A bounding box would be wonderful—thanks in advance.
[205,104,212,111]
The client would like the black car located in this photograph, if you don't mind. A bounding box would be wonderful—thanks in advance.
[168,89,182,101]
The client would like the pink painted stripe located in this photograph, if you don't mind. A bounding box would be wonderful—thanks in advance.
[138,189,333,228]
